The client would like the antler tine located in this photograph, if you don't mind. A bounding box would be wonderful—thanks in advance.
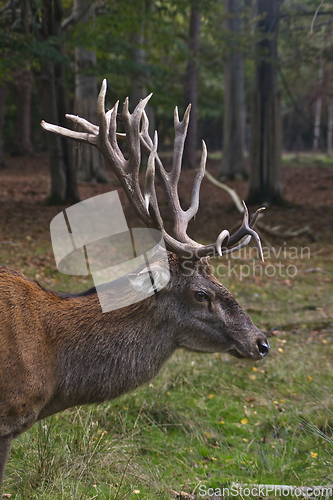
[224,202,264,262]
[109,100,120,150]
[171,104,191,185]
[141,110,153,148]
[41,119,99,146]
[223,236,252,255]
[144,131,165,229]
[65,115,99,135]
[121,94,153,186]
[93,82,128,176]
[41,79,118,152]
[158,104,199,245]
[140,110,169,184]
[41,82,109,143]
[133,94,154,119]
[95,81,126,154]
[215,229,230,257]
[140,103,198,247]
[250,206,265,228]
[186,140,207,221]
[144,131,157,212]
[97,79,108,142]
[142,131,200,257]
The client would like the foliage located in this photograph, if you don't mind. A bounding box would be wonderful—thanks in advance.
[278,0,333,150]
[1,0,333,153]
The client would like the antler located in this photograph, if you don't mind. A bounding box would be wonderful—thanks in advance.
[41,79,264,262]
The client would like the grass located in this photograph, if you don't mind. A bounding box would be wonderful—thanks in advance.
[281,153,333,168]
[205,151,333,167]
[1,221,333,498]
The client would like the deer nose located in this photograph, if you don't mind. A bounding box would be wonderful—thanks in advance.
[257,338,270,358]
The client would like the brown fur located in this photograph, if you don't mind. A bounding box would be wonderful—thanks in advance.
[0,255,269,493]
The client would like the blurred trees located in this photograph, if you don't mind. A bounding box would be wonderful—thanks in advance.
[247,0,284,206]
[220,0,247,181]
[277,1,333,153]
[36,0,79,204]
[35,0,77,204]
[0,0,333,203]
[0,0,79,202]
[16,69,33,156]
[183,1,201,168]
[73,0,108,183]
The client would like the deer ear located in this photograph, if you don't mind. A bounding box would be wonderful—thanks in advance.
[128,264,170,295]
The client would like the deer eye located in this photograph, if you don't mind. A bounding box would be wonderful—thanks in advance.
[194,291,208,302]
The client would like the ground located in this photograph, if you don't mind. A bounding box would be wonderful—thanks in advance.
[1,152,333,253]
[0,153,333,500]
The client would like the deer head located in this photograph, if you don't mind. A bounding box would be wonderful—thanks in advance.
[41,79,269,361]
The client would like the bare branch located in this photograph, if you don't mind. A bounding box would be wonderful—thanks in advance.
[203,170,244,213]
[310,0,325,33]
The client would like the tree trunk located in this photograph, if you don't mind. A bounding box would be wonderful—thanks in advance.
[247,0,284,206]
[313,96,322,150]
[56,63,80,202]
[35,0,79,204]
[313,65,323,151]
[328,100,333,156]
[16,69,34,155]
[16,0,34,156]
[183,4,201,169]
[0,85,8,169]
[74,0,108,183]
[37,61,67,204]
[220,0,247,180]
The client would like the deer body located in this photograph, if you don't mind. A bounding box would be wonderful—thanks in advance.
[0,265,172,435]
[0,255,268,491]
[0,81,270,493]
[0,255,267,433]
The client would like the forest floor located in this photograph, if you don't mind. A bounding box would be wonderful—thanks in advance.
[0,152,333,499]
[1,152,333,253]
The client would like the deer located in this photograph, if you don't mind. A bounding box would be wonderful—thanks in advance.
[0,80,270,494]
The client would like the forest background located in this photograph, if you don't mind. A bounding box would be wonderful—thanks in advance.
[1,0,333,499]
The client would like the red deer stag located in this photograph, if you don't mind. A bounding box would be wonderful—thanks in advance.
[0,80,269,494]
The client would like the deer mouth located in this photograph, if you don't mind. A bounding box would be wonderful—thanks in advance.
[227,341,270,360]
[227,347,245,359]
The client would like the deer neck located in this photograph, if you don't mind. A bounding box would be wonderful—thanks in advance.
[41,288,175,417]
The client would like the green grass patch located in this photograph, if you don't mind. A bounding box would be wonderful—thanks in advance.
[282,153,333,168]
